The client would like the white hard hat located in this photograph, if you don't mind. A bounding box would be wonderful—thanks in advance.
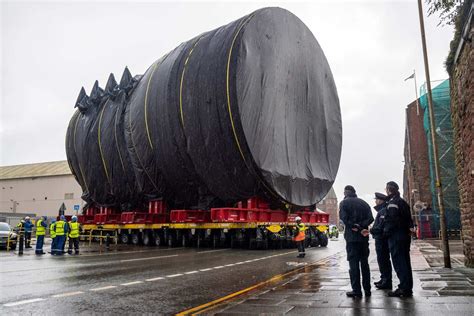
[25,216,30,220]
[72,215,78,220]
[295,216,302,221]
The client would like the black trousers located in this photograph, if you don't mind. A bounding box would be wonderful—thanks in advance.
[388,237,413,292]
[375,238,392,284]
[296,240,305,255]
[25,232,32,247]
[346,241,371,294]
[68,237,79,254]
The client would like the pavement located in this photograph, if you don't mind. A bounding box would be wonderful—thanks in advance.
[201,239,474,315]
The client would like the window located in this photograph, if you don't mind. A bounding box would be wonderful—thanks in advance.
[64,193,74,200]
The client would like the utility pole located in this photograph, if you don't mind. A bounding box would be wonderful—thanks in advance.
[417,0,451,268]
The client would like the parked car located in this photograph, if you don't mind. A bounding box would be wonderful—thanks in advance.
[0,222,17,250]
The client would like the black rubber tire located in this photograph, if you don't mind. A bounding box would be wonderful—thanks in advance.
[131,233,140,245]
[152,233,161,247]
[120,233,130,244]
[142,232,151,246]
[319,233,329,247]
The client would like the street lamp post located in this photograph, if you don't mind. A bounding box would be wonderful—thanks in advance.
[417,0,451,268]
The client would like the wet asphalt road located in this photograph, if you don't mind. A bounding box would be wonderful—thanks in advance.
[0,239,344,314]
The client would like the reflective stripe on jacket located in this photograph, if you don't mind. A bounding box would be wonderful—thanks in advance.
[36,219,46,236]
[50,223,56,239]
[69,222,80,238]
[294,223,306,241]
[55,221,65,236]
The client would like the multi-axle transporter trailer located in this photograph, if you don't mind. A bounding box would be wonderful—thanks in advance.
[78,198,329,250]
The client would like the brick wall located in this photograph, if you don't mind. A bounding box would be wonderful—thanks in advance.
[403,101,432,210]
[450,26,473,267]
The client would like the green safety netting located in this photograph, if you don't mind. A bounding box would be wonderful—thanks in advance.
[419,79,461,235]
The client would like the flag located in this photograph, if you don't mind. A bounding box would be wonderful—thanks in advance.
[404,73,415,81]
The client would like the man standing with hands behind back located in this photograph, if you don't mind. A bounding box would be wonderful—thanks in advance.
[340,185,374,298]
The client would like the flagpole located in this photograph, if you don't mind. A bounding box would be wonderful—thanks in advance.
[414,69,420,115]
[417,0,451,268]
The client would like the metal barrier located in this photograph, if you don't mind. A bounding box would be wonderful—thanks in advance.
[84,228,118,249]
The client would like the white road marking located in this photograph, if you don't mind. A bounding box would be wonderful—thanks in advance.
[199,268,212,272]
[4,298,45,307]
[235,262,244,265]
[120,281,144,286]
[166,273,183,278]
[120,254,179,263]
[196,249,227,254]
[90,285,117,291]
[184,271,199,275]
[213,266,224,269]
[51,291,84,298]
[244,260,252,263]
[224,263,235,267]
[146,277,164,282]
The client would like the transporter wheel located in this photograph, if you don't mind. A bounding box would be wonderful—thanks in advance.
[319,233,329,247]
[168,234,176,247]
[152,233,162,247]
[142,232,151,246]
[131,233,140,245]
[120,233,130,244]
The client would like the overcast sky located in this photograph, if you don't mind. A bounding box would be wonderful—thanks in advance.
[0,0,454,204]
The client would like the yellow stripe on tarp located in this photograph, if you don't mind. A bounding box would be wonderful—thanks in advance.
[225,13,283,202]
[144,62,159,149]
[73,112,89,192]
[179,36,203,128]
[98,100,111,183]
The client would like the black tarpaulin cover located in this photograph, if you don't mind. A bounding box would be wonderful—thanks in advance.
[65,7,342,211]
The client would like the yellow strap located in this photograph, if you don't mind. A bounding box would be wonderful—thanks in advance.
[98,100,111,183]
[73,111,89,192]
[225,13,282,202]
[179,36,203,127]
[144,62,159,149]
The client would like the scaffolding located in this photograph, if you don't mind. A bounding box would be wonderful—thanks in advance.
[419,79,461,237]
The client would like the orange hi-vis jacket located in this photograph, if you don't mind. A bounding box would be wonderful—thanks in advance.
[294,223,306,241]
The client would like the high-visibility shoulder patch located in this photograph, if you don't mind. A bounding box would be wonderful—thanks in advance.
[387,204,399,209]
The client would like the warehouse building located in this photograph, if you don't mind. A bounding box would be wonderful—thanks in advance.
[0,161,83,218]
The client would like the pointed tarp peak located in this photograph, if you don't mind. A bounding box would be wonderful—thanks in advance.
[90,80,104,104]
[75,87,87,106]
[75,87,90,113]
[105,73,118,94]
[119,66,133,89]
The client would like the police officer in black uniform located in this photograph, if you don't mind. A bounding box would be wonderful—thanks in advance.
[383,181,414,297]
[370,192,392,289]
[339,185,374,298]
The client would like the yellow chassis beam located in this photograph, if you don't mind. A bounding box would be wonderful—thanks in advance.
[82,223,329,231]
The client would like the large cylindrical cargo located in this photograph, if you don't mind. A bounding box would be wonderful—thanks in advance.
[66,7,342,210]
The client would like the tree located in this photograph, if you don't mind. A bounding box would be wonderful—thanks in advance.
[426,0,467,26]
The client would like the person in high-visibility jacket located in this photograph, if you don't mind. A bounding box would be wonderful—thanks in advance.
[35,216,47,255]
[68,215,81,255]
[49,219,57,255]
[293,216,306,258]
[53,215,68,255]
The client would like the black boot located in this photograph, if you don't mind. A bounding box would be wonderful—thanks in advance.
[346,291,362,298]
[387,289,413,297]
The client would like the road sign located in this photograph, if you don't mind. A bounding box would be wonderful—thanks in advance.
[74,205,80,211]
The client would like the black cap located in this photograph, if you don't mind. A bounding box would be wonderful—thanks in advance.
[374,192,388,201]
[386,181,399,191]
[344,185,356,193]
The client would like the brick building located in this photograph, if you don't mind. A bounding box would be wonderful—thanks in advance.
[403,100,434,238]
[450,3,473,267]
[317,187,339,227]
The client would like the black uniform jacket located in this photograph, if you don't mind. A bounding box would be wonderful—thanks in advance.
[383,193,413,241]
[370,203,387,239]
[339,193,374,243]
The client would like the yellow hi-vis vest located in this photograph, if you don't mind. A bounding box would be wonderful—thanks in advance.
[50,223,56,239]
[294,223,306,241]
[36,219,45,236]
[69,222,80,238]
[55,221,65,236]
